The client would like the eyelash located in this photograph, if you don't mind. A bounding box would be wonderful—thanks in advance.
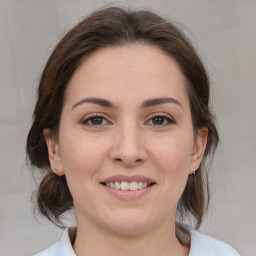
[81,113,175,127]
[81,114,111,126]
[145,114,175,126]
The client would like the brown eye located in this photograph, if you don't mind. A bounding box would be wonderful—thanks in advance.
[147,115,174,126]
[82,115,109,126]
[90,117,104,125]
[152,116,165,125]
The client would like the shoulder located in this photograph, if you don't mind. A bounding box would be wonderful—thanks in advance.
[33,228,76,256]
[33,242,59,256]
[188,227,240,256]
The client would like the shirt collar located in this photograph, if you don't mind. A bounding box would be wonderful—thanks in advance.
[58,228,77,256]
[60,225,193,256]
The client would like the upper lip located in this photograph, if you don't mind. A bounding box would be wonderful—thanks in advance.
[101,175,156,184]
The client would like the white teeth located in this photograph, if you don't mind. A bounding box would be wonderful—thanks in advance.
[129,181,138,191]
[121,181,129,190]
[138,181,143,189]
[105,181,151,190]
[114,181,121,190]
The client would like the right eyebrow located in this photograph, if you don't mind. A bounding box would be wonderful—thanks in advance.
[72,97,115,110]
[142,97,183,110]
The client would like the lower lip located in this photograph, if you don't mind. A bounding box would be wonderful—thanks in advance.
[102,184,155,200]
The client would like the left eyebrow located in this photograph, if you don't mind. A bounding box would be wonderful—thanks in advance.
[72,97,115,109]
[142,97,183,109]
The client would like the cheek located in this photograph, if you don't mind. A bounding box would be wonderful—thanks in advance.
[59,129,109,181]
[152,139,192,205]
[151,134,194,173]
[150,133,194,196]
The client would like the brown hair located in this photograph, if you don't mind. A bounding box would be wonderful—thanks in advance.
[27,6,219,229]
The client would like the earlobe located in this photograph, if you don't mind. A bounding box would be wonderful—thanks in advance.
[43,129,64,176]
[189,127,208,174]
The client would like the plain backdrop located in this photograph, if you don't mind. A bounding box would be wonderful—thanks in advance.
[0,0,255,255]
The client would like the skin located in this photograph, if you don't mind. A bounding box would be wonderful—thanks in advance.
[44,44,208,256]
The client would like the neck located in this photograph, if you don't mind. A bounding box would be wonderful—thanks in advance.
[73,218,189,256]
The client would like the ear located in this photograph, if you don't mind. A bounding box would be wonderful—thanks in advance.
[43,128,64,176]
[189,127,208,175]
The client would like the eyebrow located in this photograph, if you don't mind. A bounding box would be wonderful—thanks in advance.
[142,97,183,109]
[72,97,114,109]
[72,97,183,110]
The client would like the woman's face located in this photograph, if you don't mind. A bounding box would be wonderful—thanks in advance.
[45,44,207,235]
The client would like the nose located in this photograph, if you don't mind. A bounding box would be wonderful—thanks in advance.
[109,121,148,167]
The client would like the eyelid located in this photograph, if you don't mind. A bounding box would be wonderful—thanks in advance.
[144,112,176,125]
[81,113,113,125]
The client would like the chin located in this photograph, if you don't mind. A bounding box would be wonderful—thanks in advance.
[103,211,154,236]
[108,222,149,236]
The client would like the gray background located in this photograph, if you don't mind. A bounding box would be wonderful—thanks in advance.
[0,0,255,255]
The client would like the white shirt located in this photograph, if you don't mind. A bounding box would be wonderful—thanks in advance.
[34,226,240,256]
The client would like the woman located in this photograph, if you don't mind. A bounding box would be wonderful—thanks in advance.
[27,6,240,256]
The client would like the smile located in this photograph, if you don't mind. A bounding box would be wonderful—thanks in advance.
[100,175,156,199]
[103,181,153,191]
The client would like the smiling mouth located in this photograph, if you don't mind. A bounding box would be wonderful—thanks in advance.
[101,181,155,191]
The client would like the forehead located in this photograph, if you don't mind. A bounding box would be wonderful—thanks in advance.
[65,44,189,108]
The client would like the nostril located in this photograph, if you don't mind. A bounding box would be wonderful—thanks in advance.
[114,157,144,167]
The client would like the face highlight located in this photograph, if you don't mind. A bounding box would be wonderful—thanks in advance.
[44,44,207,235]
